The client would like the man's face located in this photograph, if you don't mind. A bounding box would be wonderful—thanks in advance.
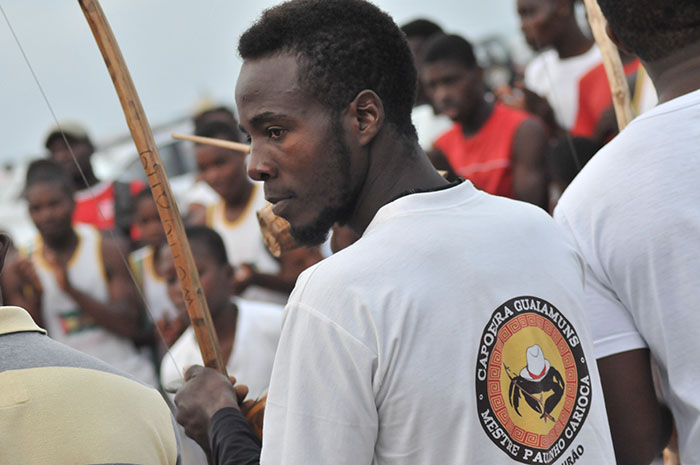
[47,137,93,184]
[195,143,247,202]
[27,182,74,243]
[421,60,483,122]
[236,54,360,246]
[161,243,232,317]
[517,0,558,51]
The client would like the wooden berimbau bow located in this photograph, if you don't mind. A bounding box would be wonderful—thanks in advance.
[78,0,226,374]
[78,0,280,439]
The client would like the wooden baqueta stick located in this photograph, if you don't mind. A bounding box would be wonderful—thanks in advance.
[172,132,251,154]
[79,0,227,375]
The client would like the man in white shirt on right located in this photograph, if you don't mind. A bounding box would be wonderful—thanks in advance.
[554,0,700,463]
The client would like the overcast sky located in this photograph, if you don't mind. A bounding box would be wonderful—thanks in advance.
[1,0,522,163]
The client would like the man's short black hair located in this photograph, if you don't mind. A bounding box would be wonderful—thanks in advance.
[422,34,478,69]
[185,225,229,266]
[194,120,242,143]
[598,0,700,61]
[193,105,238,134]
[238,0,417,139]
[25,159,74,197]
[400,19,443,40]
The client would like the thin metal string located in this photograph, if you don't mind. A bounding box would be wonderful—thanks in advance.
[0,3,184,381]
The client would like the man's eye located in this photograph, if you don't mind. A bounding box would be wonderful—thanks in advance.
[267,127,286,139]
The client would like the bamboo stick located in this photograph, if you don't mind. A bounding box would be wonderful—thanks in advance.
[79,0,227,375]
[172,132,251,154]
[582,0,634,130]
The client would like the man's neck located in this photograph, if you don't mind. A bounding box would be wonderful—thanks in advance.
[214,301,238,341]
[554,26,594,59]
[225,180,254,209]
[43,230,79,257]
[347,134,449,235]
[73,169,99,191]
[645,42,700,104]
[458,99,493,137]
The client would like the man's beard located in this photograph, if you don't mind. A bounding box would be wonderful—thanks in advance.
[289,118,358,246]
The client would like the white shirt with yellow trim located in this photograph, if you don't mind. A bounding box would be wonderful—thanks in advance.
[26,224,156,386]
[130,245,179,322]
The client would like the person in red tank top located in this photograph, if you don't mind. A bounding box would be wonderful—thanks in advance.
[44,122,143,240]
[421,34,549,208]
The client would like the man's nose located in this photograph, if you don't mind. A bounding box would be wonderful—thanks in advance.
[247,146,277,182]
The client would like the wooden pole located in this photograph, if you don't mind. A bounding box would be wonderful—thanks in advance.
[79,0,227,375]
[582,0,634,130]
[172,133,251,154]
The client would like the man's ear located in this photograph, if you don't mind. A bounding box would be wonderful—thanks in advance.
[606,23,633,56]
[349,90,384,146]
[0,233,11,274]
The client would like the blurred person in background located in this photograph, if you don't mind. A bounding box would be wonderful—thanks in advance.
[45,122,143,241]
[160,225,282,465]
[400,18,452,151]
[546,136,598,211]
[130,188,187,352]
[0,233,182,465]
[422,34,549,208]
[0,159,156,386]
[510,0,601,136]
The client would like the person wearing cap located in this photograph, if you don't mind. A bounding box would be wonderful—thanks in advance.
[45,121,143,239]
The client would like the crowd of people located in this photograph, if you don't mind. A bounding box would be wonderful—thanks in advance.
[1,0,698,464]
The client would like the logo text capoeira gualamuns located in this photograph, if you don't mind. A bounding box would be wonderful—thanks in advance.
[475,296,592,464]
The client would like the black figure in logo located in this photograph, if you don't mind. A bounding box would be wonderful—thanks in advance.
[506,345,565,422]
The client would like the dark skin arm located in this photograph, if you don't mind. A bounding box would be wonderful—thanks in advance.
[597,349,673,465]
[234,247,323,296]
[46,234,142,339]
[1,255,44,326]
[511,118,549,209]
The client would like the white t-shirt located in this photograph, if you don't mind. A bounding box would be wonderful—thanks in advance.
[524,46,601,130]
[261,181,615,465]
[161,297,283,465]
[554,88,700,464]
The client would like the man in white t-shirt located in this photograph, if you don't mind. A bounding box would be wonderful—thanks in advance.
[173,1,616,464]
[516,0,601,133]
[553,1,700,463]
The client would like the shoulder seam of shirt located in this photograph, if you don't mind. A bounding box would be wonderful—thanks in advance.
[286,300,378,358]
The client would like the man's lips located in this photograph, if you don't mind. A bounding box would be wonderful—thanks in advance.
[265,194,295,217]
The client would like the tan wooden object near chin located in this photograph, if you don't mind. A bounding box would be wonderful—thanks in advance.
[256,203,299,258]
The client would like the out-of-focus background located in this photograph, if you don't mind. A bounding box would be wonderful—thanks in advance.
[0,0,540,239]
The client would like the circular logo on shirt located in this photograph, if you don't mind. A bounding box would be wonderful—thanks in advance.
[475,296,592,464]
